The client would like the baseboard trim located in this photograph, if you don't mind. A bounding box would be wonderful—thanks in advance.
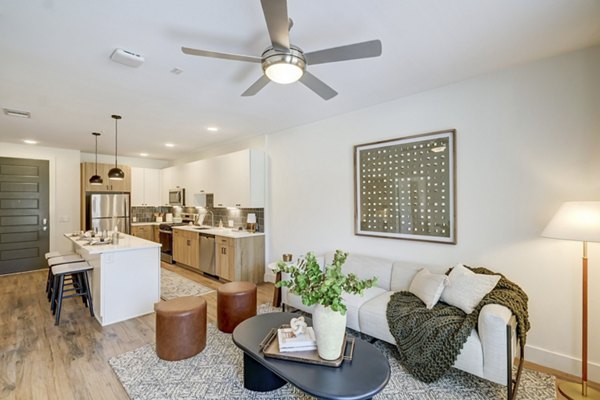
[525,344,600,383]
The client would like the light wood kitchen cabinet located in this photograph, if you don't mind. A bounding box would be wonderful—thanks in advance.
[81,162,131,192]
[215,234,264,283]
[173,229,200,269]
[131,225,154,242]
[131,167,161,206]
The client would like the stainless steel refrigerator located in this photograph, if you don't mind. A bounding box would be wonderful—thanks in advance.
[86,193,130,234]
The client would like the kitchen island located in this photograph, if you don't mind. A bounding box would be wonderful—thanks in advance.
[64,233,161,326]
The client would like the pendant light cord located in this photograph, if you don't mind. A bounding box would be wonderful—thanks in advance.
[95,134,99,175]
[114,117,118,168]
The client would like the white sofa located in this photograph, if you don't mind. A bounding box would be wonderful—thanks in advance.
[281,252,522,394]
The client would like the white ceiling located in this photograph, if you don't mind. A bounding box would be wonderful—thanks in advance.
[1,0,600,160]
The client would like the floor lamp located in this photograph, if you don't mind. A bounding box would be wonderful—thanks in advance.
[543,201,600,400]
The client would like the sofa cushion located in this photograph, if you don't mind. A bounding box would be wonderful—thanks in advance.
[440,264,501,314]
[325,252,393,290]
[358,291,396,343]
[390,261,448,291]
[408,268,448,309]
[341,286,387,331]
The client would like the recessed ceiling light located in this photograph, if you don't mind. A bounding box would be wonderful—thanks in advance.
[165,143,175,148]
[140,153,149,157]
[23,139,38,144]
[4,108,31,118]
[207,126,219,132]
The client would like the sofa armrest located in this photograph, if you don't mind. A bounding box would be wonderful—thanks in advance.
[478,304,516,384]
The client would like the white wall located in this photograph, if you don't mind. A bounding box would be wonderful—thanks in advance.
[0,143,81,255]
[171,135,266,165]
[267,45,600,378]
[80,152,169,169]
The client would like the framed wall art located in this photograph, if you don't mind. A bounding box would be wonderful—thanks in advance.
[354,129,456,244]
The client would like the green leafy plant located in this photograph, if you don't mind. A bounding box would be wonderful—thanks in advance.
[274,250,377,315]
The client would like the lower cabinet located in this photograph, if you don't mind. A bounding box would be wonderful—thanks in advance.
[215,235,264,283]
[131,225,154,242]
[173,229,200,270]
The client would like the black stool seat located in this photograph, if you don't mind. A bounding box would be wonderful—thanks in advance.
[50,261,94,326]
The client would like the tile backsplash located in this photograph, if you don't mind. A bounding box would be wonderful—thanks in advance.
[132,204,264,232]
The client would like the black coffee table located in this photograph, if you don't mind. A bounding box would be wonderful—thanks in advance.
[232,312,390,400]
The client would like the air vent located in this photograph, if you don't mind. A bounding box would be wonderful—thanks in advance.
[3,108,31,118]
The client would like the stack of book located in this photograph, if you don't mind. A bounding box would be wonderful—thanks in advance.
[277,327,317,352]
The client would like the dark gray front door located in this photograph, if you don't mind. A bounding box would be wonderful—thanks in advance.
[0,157,49,275]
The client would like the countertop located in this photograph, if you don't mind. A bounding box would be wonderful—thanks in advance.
[64,232,161,254]
[172,225,265,239]
[131,222,163,226]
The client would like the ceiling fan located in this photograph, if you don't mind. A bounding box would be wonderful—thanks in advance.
[181,0,382,100]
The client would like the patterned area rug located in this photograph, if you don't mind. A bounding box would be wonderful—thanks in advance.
[160,268,214,300]
[109,317,555,400]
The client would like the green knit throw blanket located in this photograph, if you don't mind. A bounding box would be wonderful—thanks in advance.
[386,267,530,383]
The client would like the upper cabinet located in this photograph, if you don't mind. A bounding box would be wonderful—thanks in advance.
[212,149,265,208]
[160,149,265,208]
[81,162,131,192]
[131,167,161,206]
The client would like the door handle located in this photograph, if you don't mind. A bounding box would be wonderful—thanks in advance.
[187,240,191,246]
[42,218,47,225]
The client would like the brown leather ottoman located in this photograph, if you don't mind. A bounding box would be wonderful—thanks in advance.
[217,281,257,333]
[154,296,207,361]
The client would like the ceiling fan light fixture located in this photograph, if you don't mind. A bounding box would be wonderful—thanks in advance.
[265,62,303,84]
[262,47,306,85]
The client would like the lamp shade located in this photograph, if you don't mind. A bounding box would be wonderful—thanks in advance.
[542,201,600,243]
[246,213,257,224]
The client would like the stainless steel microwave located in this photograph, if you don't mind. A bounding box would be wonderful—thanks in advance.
[169,188,185,206]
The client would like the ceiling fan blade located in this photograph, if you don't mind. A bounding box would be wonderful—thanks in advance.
[304,40,382,65]
[299,71,338,100]
[260,0,290,51]
[181,47,261,63]
[241,75,271,97]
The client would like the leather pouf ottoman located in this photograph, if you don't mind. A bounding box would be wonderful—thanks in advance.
[217,281,257,333]
[154,295,207,361]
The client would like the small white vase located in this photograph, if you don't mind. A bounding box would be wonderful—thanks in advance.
[312,304,347,360]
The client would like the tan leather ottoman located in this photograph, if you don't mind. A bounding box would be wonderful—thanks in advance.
[154,296,207,361]
[217,281,257,333]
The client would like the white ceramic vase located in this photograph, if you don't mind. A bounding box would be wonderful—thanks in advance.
[312,304,347,360]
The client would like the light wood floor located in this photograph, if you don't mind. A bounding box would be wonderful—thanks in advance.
[0,263,595,399]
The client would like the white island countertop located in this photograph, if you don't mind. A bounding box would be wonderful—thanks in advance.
[64,232,161,254]
[172,225,265,238]
[63,232,161,327]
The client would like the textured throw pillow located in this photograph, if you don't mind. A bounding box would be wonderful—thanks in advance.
[440,264,501,314]
[408,268,448,309]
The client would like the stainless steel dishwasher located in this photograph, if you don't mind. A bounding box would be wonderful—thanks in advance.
[198,233,216,275]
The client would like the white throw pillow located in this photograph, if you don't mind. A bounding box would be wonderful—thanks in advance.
[408,268,448,309]
[440,264,501,314]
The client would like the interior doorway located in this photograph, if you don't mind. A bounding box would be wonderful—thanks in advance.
[0,157,49,275]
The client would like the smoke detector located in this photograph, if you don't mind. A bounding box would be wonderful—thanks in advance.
[110,48,145,68]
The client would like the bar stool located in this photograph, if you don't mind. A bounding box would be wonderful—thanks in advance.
[46,254,84,301]
[50,261,94,325]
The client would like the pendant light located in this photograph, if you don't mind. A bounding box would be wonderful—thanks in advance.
[108,114,125,180]
[89,132,103,185]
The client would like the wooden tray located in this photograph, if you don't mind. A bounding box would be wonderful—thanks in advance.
[259,325,355,367]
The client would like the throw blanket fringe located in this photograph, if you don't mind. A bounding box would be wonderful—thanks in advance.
[386,267,530,383]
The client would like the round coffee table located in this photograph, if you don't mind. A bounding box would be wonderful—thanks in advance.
[232,312,390,400]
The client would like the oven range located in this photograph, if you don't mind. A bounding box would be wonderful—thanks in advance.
[159,222,188,263]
